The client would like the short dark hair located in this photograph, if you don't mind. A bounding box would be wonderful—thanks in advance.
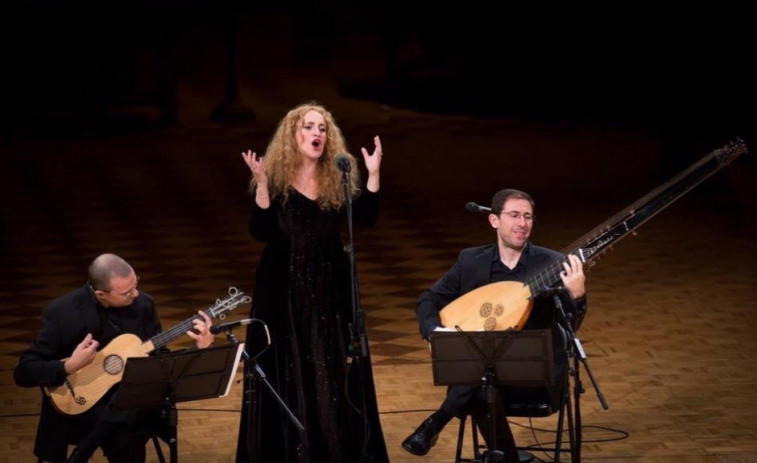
[88,253,134,291]
[490,189,535,214]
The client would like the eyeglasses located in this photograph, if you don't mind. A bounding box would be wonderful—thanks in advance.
[499,211,534,222]
[101,275,140,298]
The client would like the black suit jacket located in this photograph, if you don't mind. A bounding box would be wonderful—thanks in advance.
[14,284,162,462]
[416,243,587,360]
[415,243,588,416]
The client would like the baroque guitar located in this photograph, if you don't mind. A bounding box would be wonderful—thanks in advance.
[440,138,748,332]
[45,286,251,415]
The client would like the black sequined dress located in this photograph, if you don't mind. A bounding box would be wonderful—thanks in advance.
[235,188,389,463]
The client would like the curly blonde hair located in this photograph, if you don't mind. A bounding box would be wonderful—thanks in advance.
[249,102,361,209]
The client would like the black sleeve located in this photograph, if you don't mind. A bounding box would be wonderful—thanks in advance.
[570,295,588,331]
[416,253,464,340]
[14,306,69,388]
[352,189,379,226]
[248,190,278,241]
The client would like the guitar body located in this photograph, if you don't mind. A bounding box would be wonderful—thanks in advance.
[41,286,250,416]
[45,334,155,415]
[440,281,534,332]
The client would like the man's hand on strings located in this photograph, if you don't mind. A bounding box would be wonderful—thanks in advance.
[560,254,586,299]
[188,310,214,349]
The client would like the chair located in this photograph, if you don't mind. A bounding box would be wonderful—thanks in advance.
[36,425,167,463]
[432,328,581,463]
[151,435,168,463]
[454,369,578,463]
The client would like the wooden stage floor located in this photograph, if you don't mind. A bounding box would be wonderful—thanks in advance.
[2,81,756,463]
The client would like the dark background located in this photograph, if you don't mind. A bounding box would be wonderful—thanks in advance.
[3,3,754,140]
[1,2,755,270]
[1,6,756,462]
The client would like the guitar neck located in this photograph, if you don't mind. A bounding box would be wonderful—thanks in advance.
[147,287,252,350]
[525,251,582,296]
[526,138,747,294]
[149,315,205,351]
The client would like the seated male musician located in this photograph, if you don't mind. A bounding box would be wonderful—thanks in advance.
[14,253,215,463]
[401,189,588,460]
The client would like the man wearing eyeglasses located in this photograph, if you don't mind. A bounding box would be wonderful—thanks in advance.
[14,253,214,463]
[401,189,588,461]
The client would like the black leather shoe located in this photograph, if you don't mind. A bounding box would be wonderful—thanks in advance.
[401,417,439,456]
[66,447,90,463]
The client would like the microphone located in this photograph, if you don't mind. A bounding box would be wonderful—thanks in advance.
[532,286,567,299]
[335,154,351,173]
[465,202,492,213]
[210,318,256,334]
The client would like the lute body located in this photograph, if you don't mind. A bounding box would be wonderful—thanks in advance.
[440,281,534,332]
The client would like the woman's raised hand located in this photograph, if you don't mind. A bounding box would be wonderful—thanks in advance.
[242,150,268,187]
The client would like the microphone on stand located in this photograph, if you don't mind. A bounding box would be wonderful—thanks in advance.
[210,318,256,334]
[334,152,366,358]
[335,154,352,173]
[465,202,492,213]
[530,286,568,300]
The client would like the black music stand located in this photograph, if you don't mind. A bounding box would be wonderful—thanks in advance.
[114,344,244,463]
[431,329,554,462]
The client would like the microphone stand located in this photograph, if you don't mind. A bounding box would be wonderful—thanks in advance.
[453,327,507,463]
[221,325,303,441]
[548,289,609,463]
[340,168,368,359]
[339,163,377,463]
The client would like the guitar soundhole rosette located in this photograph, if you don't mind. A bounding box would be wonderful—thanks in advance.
[65,379,86,405]
[479,302,493,318]
[103,355,124,375]
[483,317,496,331]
